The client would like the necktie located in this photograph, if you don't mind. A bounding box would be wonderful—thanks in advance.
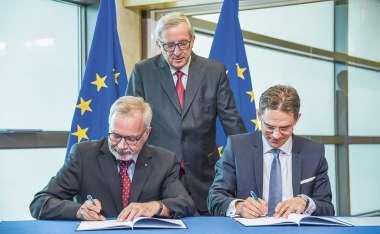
[175,70,185,110]
[268,148,282,215]
[119,160,133,208]
[179,159,186,177]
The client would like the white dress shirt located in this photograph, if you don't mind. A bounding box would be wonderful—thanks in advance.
[262,134,293,202]
[169,56,191,89]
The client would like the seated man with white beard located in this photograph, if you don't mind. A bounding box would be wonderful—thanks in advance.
[30,96,195,221]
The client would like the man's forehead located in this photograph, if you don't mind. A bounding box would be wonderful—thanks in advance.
[261,109,296,121]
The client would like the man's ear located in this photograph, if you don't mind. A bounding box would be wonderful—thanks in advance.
[146,127,152,137]
[156,40,161,49]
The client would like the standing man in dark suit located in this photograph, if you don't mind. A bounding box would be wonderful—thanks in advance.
[208,85,334,218]
[30,96,195,220]
[127,12,246,214]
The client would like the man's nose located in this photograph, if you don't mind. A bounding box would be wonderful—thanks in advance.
[117,138,129,148]
[173,45,182,55]
[271,128,282,138]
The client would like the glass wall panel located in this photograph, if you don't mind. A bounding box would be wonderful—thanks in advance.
[193,1,334,50]
[193,33,335,135]
[0,149,65,220]
[325,144,336,210]
[349,145,380,215]
[348,0,380,62]
[348,67,380,136]
[0,0,80,131]
[86,4,99,55]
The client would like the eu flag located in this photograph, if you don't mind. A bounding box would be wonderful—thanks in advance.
[65,0,128,161]
[209,0,258,154]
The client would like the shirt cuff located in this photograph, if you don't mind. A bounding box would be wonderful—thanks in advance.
[226,199,243,217]
[298,194,316,215]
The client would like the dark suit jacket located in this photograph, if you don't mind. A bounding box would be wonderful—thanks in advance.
[126,53,246,212]
[30,139,195,220]
[208,131,335,216]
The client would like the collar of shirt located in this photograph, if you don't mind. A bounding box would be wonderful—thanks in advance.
[261,134,293,156]
[116,154,139,181]
[170,56,191,89]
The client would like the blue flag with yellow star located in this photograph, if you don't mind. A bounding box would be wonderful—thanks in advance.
[65,0,128,161]
[209,0,258,154]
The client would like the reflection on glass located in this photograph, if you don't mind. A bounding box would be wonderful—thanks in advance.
[349,145,380,215]
[348,67,380,136]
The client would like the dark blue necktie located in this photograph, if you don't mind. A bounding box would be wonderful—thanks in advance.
[268,148,282,215]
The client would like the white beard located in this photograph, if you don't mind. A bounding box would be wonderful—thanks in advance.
[108,143,136,161]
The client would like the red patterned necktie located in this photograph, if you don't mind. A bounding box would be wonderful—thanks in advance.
[119,160,133,208]
[179,159,186,177]
[175,70,185,110]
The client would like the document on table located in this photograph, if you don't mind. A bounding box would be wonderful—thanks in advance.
[77,217,186,231]
[335,217,380,226]
[235,214,353,227]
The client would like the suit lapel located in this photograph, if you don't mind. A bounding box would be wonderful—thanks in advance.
[129,145,153,202]
[292,135,302,195]
[97,141,123,213]
[182,54,203,118]
[252,132,264,197]
[157,55,182,114]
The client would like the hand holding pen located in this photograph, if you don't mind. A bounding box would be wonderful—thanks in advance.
[75,195,106,221]
[249,191,268,216]
[235,191,268,219]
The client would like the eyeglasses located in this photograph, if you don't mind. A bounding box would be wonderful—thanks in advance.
[108,130,146,146]
[261,119,294,135]
[160,40,191,52]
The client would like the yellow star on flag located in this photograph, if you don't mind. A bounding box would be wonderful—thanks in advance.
[72,125,89,143]
[91,73,108,92]
[218,146,224,157]
[246,90,255,103]
[76,97,92,116]
[251,118,260,130]
[113,68,120,85]
[236,63,247,80]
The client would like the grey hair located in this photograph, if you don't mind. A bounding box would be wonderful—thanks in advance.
[259,85,300,118]
[108,96,152,129]
[155,12,194,41]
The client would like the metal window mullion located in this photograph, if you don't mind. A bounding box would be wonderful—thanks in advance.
[334,0,350,216]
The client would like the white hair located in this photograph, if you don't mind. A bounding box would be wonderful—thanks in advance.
[155,12,194,41]
[108,96,152,129]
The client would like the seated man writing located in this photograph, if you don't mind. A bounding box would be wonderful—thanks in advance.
[30,96,195,221]
[208,85,334,218]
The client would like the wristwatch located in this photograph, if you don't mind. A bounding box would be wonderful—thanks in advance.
[154,201,163,217]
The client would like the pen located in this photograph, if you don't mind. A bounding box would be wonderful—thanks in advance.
[87,194,96,206]
[250,190,259,202]
[86,194,103,217]
[250,190,267,216]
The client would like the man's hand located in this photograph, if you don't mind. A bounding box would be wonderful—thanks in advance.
[117,201,161,222]
[76,199,105,221]
[235,197,268,218]
[274,196,307,218]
